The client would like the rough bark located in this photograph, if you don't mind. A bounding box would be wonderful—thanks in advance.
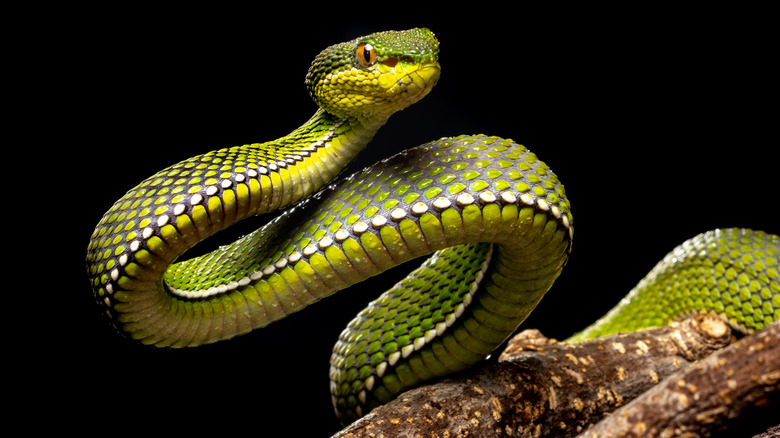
[332,315,778,438]
[577,320,779,438]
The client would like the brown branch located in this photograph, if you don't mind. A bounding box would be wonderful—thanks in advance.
[333,314,758,438]
[576,320,780,438]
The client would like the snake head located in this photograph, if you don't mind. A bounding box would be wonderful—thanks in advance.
[306,28,441,122]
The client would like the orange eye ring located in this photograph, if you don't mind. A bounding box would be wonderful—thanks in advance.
[356,43,377,67]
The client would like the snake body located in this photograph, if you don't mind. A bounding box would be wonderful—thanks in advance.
[86,28,779,423]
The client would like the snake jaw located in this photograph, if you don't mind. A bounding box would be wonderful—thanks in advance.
[314,62,441,122]
[376,61,441,111]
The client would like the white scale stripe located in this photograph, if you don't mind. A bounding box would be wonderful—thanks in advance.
[163,125,347,301]
[369,243,494,382]
[166,181,572,304]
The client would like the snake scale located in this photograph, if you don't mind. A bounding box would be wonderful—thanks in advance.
[86,28,779,423]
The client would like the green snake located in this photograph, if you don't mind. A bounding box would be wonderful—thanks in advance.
[86,28,779,424]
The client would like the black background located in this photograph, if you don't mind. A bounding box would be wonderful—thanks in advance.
[38,6,775,436]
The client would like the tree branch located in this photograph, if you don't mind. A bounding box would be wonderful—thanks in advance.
[334,315,780,437]
[577,320,779,438]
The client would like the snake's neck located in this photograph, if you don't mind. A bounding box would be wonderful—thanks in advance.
[241,108,390,212]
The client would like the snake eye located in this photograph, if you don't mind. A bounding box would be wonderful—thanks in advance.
[356,43,376,67]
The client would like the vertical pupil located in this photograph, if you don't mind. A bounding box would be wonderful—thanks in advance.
[363,44,373,63]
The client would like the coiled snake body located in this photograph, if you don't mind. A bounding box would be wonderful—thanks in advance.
[86,28,779,423]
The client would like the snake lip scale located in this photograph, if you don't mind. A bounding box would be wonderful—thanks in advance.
[86,28,779,424]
